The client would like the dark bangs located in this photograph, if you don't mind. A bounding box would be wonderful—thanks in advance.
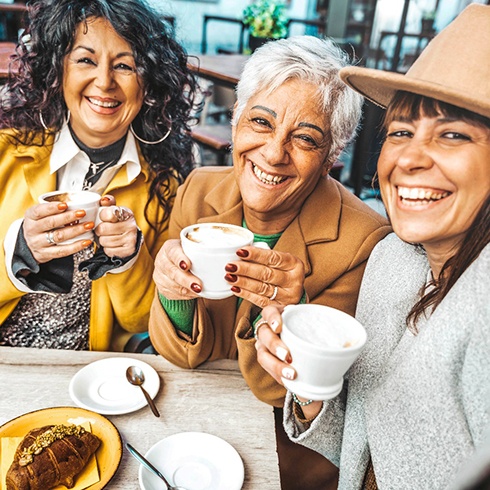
[384,91,490,130]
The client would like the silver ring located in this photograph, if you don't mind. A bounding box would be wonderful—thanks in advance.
[114,206,133,222]
[45,231,56,245]
[254,319,269,341]
[269,285,278,301]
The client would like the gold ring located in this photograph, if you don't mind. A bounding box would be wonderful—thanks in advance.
[45,231,56,245]
[254,319,269,341]
[269,285,278,301]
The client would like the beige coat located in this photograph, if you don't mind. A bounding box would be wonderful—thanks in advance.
[149,167,391,406]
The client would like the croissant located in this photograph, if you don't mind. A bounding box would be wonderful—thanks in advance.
[6,424,101,490]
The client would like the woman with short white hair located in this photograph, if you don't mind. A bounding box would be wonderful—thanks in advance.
[150,35,391,489]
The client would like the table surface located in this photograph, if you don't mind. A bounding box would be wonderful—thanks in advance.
[0,3,26,13]
[0,346,280,489]
[187,54,248,88]
[0,41,15,79]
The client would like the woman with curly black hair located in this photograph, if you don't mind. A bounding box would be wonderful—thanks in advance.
[0,0,198,351]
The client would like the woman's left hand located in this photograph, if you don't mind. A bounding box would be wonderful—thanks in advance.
[95,195,138,258]
[224,245,305,308]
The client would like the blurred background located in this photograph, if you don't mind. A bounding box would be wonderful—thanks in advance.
[1,0,488,205]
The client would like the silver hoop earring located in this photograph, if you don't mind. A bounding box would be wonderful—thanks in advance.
[39,111,48,131]
[130,121,171,145]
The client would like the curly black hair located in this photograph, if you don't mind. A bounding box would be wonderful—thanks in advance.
[0,0,199,227]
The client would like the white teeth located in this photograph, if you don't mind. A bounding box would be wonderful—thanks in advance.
[88,97,120,108]
[398,186,450,202]
[253,164,286,185]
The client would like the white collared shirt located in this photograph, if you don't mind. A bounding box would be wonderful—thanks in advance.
[52,122,141,193]
[5,124,143,293]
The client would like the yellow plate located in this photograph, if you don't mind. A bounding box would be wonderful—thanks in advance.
[0,406,122,489]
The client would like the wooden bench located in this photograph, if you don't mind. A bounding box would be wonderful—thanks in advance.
[191,123,232,166]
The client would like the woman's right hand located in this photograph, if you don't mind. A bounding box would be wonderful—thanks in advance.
[153,239,202,300]
[257,306,323,419]
[23,202,94,264]
[255,305,296,385]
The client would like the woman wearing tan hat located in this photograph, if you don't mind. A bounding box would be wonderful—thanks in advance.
[254,4,490,489]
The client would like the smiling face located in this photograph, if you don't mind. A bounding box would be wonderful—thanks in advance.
[379,108,490,274]
[232,79,331,234]
[63,17,144,148]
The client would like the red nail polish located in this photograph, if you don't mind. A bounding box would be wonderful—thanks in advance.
[224,273,237,283]
[231,286,241,293]
[191,283,202,293]
[225,263,237,272]
[236,249,249,258]
[179,261,188,271]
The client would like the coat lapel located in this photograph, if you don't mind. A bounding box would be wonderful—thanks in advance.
[276,176,343,277]
[200,171,244,226]
[20,138,56,202]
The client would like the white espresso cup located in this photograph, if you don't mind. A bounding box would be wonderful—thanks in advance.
[280,304,367,401]
[180,222,254,300]
[39,190,102,244]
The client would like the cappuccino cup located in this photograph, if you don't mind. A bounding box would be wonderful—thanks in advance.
[39,190,102,244]
[180,222,254,300]
[280,304,367,400]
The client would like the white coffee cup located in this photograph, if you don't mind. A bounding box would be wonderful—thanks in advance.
[39,190,102,244]
[180,222,254,300]
[280,304,367,400]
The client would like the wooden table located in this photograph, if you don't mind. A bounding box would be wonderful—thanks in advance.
[0,41,15,79]
[0,4,26,13]
[187,54,248,89]
[0,347,280,489]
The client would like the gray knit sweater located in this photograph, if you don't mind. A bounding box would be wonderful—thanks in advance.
[284,234,490,490]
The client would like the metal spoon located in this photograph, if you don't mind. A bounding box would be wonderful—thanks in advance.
[126,365,160,417]
[126,443,187,490]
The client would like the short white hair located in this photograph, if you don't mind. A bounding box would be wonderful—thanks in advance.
[234,36,363,164]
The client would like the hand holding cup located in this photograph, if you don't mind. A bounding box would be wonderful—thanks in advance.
[22,190,101,263]
[153,223,255,301]
[180,223,254,300]
[256,304,367,401]
[39,190,102,244]
[95,197,138,259]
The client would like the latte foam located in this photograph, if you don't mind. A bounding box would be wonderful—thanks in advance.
[185,225,248,247]
[288,311,356,349]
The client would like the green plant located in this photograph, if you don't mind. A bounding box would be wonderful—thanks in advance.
[421,9,436,21]
[242,0,288,39]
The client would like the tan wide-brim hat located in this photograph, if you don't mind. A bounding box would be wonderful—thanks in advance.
[339,4,490,119]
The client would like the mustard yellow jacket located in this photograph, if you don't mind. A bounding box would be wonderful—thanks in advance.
[0,131,175,351]
[149,167,391,406]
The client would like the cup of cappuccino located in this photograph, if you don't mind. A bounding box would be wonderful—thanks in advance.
[180,222,254,299]
[39,190,102,244]
[280,304,367,400]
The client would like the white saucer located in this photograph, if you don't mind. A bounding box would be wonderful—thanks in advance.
[69,357,160,415]
[138,432,244,490]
